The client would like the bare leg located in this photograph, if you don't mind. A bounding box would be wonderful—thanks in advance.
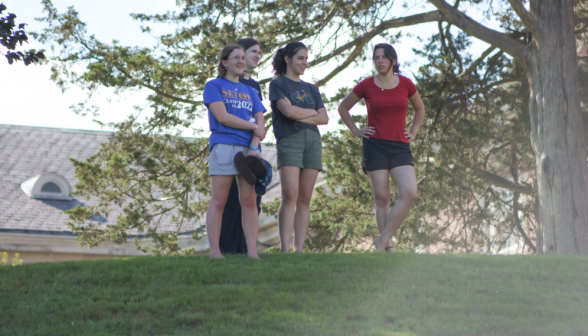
[373,166,418,251]
[278,166,301,252]
[206,175,234,258]
[236,175,261,259]
[293,168,319,252]
[367,170,393,251]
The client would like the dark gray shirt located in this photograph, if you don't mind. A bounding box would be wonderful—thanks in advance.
[269,76,325,139]
[240,77,263,101]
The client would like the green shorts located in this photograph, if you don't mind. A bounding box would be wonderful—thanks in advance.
[277,128,323,171]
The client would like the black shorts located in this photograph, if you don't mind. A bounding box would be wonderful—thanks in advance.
[362,137,413,173]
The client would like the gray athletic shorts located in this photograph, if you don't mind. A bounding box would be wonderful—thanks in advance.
[209,144,260,176]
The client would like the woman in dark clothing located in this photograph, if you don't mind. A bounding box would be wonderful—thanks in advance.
[338,43,425,252]
[269,42,329,252]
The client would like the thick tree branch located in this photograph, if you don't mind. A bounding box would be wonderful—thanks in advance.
[258,5,527,94]
[259,11,446,87]
[471,168,533,195]
[507,0,540,34]
[458,45,497,78]
[113,64,202,106]
[142,83,202,106]
[446,77,524,103]
[315,42,366,87]
[268,2,344,51]
[309,11,445,67]
[513,203,536,253]
[258,76,272,85]
[445,24,464,73]
[429,0,527,59]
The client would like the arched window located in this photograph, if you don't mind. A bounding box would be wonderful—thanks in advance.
[41,182,62,193]
[20,173,72,200]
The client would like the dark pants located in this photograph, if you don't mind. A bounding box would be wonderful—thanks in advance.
[219,178,262,254]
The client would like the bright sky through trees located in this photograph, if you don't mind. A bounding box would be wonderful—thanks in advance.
[1,0,494,136]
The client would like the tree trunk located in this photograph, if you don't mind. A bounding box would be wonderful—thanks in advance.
[527,0,588,255]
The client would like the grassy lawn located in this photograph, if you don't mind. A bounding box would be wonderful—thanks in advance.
[1,253,588,336]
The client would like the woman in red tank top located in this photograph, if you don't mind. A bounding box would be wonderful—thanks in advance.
[338,43,425,252]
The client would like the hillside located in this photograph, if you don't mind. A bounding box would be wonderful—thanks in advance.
[1,253,587,335]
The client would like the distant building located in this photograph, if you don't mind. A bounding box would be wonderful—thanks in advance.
[0,125,279,263]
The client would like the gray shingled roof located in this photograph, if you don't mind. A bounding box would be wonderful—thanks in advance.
[0,125,280,236]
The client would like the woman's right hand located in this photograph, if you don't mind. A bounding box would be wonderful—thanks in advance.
[353,126,376,138]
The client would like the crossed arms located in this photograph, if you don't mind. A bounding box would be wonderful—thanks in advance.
[276,98,328,125]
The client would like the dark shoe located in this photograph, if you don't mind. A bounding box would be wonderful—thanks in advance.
[246,155,267,180]
[234,152,257,185]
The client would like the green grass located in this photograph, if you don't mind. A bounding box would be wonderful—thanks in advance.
[1,253,588,336]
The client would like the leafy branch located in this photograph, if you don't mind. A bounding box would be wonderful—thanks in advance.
[0,3,45,64]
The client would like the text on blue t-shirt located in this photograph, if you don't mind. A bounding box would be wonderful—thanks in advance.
[203,77,266,150]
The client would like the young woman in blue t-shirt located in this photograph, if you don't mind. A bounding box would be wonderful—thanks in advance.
[219,38,265,255]
[203,44,266,259]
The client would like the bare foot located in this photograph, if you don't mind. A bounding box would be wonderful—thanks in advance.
[248,253,262,260]
[210,250,224,259]
[373,236,385,252]
[385,240,394,253]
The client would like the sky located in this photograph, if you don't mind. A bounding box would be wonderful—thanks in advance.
[0,0,496,138]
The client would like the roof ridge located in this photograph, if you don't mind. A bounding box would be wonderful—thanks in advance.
[0,124,277,145]
[0,124,114,135]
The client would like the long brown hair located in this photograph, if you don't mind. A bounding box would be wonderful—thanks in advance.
[217,44,243,78]
[373,43,400,74]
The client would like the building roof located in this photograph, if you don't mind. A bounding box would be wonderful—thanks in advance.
[0,125,280,236]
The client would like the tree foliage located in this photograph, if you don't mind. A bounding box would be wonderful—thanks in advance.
[0,3,45,65]
[264,26,541,254]
[31,0,588,254]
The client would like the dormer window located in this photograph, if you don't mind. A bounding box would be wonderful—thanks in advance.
[21,173,72,200]
[41,182,62,193]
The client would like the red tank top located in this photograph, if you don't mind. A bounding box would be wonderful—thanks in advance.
[352,76,417,143]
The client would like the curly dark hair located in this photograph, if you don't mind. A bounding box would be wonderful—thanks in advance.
[272,42,307,77]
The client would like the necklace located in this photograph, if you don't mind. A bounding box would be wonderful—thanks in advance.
[376,75,398,91]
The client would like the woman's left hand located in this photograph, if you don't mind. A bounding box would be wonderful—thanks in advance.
[253,125,266,141]
[405,130,417,141]
[248,149,261,157]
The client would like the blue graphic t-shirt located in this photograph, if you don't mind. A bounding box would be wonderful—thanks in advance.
[204,77,266,150]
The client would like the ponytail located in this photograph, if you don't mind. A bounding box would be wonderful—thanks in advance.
[373,43,401,75]
[272,42,307,77]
